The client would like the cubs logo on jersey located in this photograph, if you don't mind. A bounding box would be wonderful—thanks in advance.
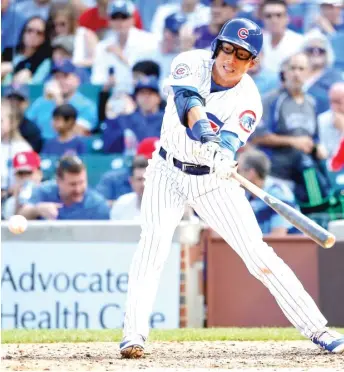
[186,112,223,140]
[172,63,191,79]
[239,110,256,133]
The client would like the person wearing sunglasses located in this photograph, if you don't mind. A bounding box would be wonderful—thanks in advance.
[1,16,52,85]
[119,17,344,359]
[260,0,304,74]
[303,31,343,115]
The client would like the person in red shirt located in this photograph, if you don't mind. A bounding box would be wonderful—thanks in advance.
[78,0,143,36]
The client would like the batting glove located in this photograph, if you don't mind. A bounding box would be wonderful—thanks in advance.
[193,141,220,167]
[213,148,238,179]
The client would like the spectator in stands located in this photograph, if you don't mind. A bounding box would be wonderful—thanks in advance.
[77,0,143,37]
[148,13,187,87]
[26,59,97,139]
[2,16,52,85]
[318,82,344,158]
[51,35,74,65]
[238,149,296,235]
[2,151,43,220]
[18,155,110,220]
[110,155,148,220]
[91,0,159,92]
[3,85,43,153]
[49,4,98,70]
[41,104,87,156]
[1,100,32,191]
[98,59,165,124]
[78,0,110,37]
[102,76,163,153]
[96,137,159,205]
[251,52,332,214]
[50,35,91,83]
[150,0,210,41]
[303,30,343,115]
[1,0,26,54]
[247,51,280,96]
[310,0,344,35]
[194,0,239,50]
[261,0,304,73]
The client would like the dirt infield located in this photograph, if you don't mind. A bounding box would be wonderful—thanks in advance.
[2,341,344,371]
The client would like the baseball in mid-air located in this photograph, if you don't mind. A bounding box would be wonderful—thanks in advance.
[8,215,28,234]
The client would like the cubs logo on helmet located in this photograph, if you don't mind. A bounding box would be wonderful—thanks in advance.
[211,18,263,58]
[239,110,256,133]
[238,28,249,40]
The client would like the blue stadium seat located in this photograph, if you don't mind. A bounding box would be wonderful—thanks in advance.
[83,133,104,153]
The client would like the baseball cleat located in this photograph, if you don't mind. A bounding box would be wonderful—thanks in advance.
[120,335,145,359]
[311,328,344,353]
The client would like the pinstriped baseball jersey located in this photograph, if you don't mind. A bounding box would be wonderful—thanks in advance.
[160,49,263,163]
[122,48,328,349]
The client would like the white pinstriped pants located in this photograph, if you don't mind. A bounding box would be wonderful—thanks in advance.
[123,154,327,339]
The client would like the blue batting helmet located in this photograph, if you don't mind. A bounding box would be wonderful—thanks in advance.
[211,18,263,58]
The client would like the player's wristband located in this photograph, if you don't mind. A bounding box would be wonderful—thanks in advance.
[192,119,220,144]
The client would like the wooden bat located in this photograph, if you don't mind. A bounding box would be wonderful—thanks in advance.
[231,172,336,249]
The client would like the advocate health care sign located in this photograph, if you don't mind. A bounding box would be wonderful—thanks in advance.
[1,242,180,329]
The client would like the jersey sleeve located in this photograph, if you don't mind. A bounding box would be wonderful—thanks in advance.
[165,51,207,91]
[222,92,263,145]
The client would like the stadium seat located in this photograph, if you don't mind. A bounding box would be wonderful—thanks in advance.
[82,154,132,188]
[40,155,59,181]
[83,133,104,153]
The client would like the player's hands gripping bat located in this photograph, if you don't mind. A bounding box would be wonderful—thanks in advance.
[231,171,336,249]
[194,142,237,178]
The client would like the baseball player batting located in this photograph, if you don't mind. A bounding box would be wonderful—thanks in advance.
[120,18,344,358]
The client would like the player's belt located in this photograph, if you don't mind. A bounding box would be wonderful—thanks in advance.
[159,147,211,176]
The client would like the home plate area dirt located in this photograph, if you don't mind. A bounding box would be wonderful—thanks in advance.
[2,341,344,371]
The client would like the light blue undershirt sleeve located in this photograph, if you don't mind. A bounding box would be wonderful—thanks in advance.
[220,130,244,159]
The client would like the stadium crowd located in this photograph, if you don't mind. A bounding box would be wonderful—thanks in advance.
[1,0,344,233]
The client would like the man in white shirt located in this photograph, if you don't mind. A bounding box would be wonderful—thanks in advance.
[150,0,210,41]
[261,0,304,73]
[91,0,159,91]
[110,156,148,220]
[318,82,344,157]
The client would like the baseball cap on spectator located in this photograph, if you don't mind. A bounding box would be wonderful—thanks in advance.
[164,13,187,34]
[52,59,79,75]
[134,76,160,95]
[13,151,41,172]
[137,137,160,159]
[51,35,74,56]
[107,0,135,18]
[3,84,29,101]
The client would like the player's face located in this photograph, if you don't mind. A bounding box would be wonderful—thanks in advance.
[213,42,256,87]
[284,53,309,92]
[57,170,87,204]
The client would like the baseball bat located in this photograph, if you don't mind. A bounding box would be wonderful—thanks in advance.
[231,172,336,249]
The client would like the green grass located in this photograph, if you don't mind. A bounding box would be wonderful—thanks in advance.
[2,328,344,344]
